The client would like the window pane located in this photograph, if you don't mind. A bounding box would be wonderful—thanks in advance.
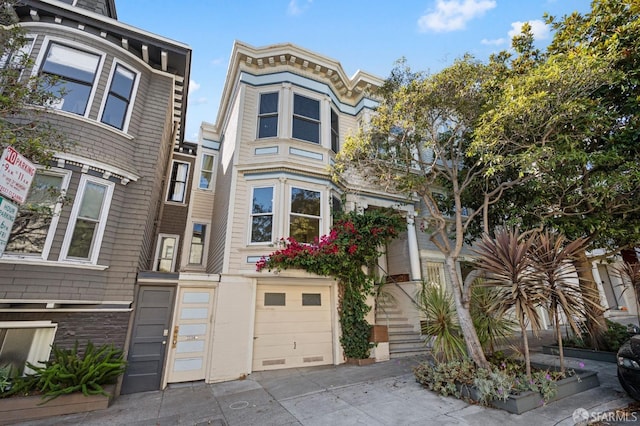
[258,116,278,138]
[259,93,278,114]
[189,224,206,264]
[42,44,99,83]
[291,188,320,215]
[202,154,214,171]
[289,216,319,244]
[168,163,189,202]
[331,109,339,152]
[251,216,273,243]
[199,171,212,190]
[67,219,96,258]
[51,79,92,115]
[252,187,273,214]
[78,182,106,220]
[110,65,135,99]
[302,293,321,306]
[101,95,127,129]
[6,173,63,254]
[292,117,319,143]
[293,95,319,120]
[264,293,285,306]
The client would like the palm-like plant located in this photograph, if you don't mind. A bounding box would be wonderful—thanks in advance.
[417,281,467,363]
[473,228,546,378]
[530,231,599,372]
[614,260,640,329]
[470,281,516,354]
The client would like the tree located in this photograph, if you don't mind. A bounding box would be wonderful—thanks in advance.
[335,57,534,368]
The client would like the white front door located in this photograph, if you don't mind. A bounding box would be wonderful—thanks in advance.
[253,284,333,371]
[165,287,215,384]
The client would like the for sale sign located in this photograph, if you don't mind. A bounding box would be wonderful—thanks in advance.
[0,146,36,205]
[0,195,18,256]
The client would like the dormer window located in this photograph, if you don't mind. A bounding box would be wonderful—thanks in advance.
[292,94,320,144]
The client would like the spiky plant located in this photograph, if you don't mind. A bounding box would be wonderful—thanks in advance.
[473,228,546,379]
[470,281,516,354]
[530,231,599,372]
[613,260,640,330]
[417,281,467,363]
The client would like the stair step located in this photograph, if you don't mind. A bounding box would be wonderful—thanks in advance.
[390,347,431,358]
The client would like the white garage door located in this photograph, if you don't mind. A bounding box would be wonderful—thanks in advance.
[253,284,333,371]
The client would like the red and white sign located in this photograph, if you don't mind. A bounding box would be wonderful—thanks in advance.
[0,146,36,205]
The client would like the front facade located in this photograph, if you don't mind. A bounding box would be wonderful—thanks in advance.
[0,0,191,393]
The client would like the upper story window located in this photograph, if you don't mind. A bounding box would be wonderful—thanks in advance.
[290,187,321,243]
[40,42,100,116]
[5,168,70,259]
[155,234,178,272]
[60,175,114,264]
[1,35,36,75]
[258,92,278,139]
[100,63,137,130]
[292,94,320,144]
[167,161,189,203]
[250,186,273,243]
[330,109,339,152]
[188,223,206,265]
[198,153,215,190]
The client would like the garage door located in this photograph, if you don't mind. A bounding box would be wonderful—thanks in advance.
[253,285,333,371]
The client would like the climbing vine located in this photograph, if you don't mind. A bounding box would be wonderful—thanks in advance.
[257,208,404,359]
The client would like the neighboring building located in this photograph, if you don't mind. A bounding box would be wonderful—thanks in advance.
[0,0,191,395]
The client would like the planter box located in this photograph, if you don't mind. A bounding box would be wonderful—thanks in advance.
[370,325,389,343]
[0,385,114,423]
[459,365,599,415]
[346,357,376,366]
[542,345,617,363]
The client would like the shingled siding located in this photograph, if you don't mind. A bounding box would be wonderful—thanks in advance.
[0,311,130,353]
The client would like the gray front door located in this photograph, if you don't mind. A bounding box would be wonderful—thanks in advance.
[121,285,175,394]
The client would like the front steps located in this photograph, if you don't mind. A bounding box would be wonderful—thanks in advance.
[375,294,431,358]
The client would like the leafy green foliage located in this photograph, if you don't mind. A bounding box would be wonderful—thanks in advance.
[257,209,404,359]
[565,319,632,353]
[3,341,126,402]
[470,283,516,354]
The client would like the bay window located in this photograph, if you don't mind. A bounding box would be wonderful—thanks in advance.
[258,92,278,139]
[289,187,321,243]
[100,63,137,130]
[292,94,320,143]
[250,187,273,243]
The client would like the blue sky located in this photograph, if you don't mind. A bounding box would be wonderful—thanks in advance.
[117,0,591,141]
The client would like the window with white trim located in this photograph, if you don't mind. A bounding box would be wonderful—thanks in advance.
[100,62,137,130]
[155,234,179,272]
[40,42,101,116]
[290,187,321,243]
[330,109,339,152]
[188,223,206,265]
[0,35,36,74]
[5,168,70,259]
[292,94,320,143]
[250,187,273,243]
[60,175,114,263]
[258,92,278,139]
[0,321,57,376]
[198,153,215,190]
[167,161,189,203]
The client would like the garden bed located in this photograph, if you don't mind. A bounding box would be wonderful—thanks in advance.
[542,345,617,363]
[0,385,114,423]
[459,364,599,414]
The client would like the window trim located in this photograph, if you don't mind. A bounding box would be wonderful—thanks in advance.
[59,174,114,264]
[34,37,105,118]
[0,320,57,374]
[166,160,190,204]
[288,185,322,244]
[97,59,140,132]
[248,185,275,245]
[197,151,216,191]
[3,167,71,261]
[0,34,37,76]
[187,222,208,266]
[257,91,279,139]
[154,233,180,272]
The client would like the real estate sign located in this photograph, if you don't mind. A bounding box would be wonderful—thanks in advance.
[0,195,18,256]
[0,146,36,205]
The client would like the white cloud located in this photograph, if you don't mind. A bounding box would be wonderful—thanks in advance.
[210,57,224,66]
[418,0,496,33]
[481,38,506,46]
[287,0,312,16]
[190,96,208,105]
[189,79,201,95]
[508,19,550,40]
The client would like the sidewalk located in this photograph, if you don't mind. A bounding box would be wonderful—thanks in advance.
[11,340,635,426]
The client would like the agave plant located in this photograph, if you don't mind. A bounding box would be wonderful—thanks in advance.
[473,228,546,379]
[530,231,599,372]
[417,281,467,363]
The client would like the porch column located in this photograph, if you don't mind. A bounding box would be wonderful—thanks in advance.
[406,214,421,281]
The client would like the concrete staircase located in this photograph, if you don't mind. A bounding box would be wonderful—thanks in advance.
[375,293,431,358]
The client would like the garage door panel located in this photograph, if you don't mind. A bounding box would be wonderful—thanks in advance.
[253,285,333,371]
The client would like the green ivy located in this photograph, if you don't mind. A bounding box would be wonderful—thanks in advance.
[258,208,404,359]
